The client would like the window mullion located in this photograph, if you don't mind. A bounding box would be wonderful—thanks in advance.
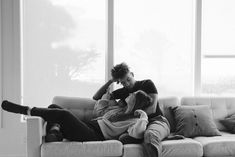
[106,0,114,83]
[194,0,202,96]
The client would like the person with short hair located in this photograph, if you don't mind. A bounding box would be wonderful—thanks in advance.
[93,62,163,116]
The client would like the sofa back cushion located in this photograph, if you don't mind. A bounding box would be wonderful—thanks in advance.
[158,97,180,132]
[52,96,96,122]
[52,96,180,130]
[181,97,235,131]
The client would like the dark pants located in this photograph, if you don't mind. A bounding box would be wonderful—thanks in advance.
[31,105,104,142]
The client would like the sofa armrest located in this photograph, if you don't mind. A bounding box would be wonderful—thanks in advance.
[26,116,45,157]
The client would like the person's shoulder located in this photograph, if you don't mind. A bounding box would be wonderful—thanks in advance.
[140,79,155,85]
[141,79,157,90]
[135,79,155,87]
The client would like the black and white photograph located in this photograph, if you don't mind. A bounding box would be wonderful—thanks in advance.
[1,0,235,157]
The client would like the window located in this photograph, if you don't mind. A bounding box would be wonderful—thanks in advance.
[201,0,235,96]
[21,0,235,108]
[22,0,106,107]
[114,0,195,97]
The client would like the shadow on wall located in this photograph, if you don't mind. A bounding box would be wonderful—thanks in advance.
[23,0,102,106]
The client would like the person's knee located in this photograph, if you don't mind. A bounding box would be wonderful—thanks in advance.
[144,129,161,144]
[48,104,62,109]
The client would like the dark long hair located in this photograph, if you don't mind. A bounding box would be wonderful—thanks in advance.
[108,90,152,122]
[132,90,152,112]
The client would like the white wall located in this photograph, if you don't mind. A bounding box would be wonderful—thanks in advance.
[0,0,26,157]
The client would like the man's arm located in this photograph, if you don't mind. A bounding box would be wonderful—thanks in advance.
[92,79,114,100]
[142,80,163,115]
[145,93,158,115]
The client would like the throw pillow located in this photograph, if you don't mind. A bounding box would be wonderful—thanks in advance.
[220,114,235,133]
[171,105,221,138]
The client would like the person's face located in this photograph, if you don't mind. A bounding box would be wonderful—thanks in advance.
[119,72,135,89]
[125,92,136,113]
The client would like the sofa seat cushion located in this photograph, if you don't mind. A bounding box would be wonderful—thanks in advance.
[41,140,123,157]
[122,138,203,157]
[161,138,203,157]
[122,144,145,157]
[194,131,235,157]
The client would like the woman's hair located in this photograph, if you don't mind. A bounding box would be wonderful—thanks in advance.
[111,62,130,80]
[132,90,152,112]
[108,90,152,122]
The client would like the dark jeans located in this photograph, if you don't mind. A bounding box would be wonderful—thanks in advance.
[31,105,105,142]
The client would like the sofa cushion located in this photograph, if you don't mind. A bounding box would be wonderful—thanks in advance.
[194,131,235,157]
[181,97,235,131]
[122,144,146,157]
[161,138,203,157]
[122,138,203,157]
[52,96,97,122]
[41,140,123,157]
[172,105,221,138]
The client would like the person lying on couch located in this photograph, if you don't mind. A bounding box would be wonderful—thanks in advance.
[1,90,151,142]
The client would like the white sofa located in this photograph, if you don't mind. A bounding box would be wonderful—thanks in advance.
[26,96,235,157]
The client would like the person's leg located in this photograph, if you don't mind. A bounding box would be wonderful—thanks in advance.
[30,107,104,141]
[45,104,64,142]
[1,101,104,141]
[46,104,63,133]
[118,132,143,144]
[143,116,170,157]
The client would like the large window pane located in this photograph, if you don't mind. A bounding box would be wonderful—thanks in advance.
[23,0,105,107]
[202,58,235,96]
[202,0,235,95]
[114,0,194,97]
[202,0,235,55]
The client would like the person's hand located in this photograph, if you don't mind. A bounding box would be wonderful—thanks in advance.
[111,77,119,84]
[134,109,148,119]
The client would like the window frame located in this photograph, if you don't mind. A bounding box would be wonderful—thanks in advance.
[1,0,234,127]
[1,0,22,127]
[0,0,2,128]
[194,0,202,96]
[200,0,235,95]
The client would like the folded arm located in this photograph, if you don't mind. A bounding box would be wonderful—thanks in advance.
[127,110,148,139]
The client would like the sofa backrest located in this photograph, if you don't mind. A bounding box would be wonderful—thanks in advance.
[158,97,180,132]
[181,97,235,131]
[52,96,96,122]
[52,96,180,130]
